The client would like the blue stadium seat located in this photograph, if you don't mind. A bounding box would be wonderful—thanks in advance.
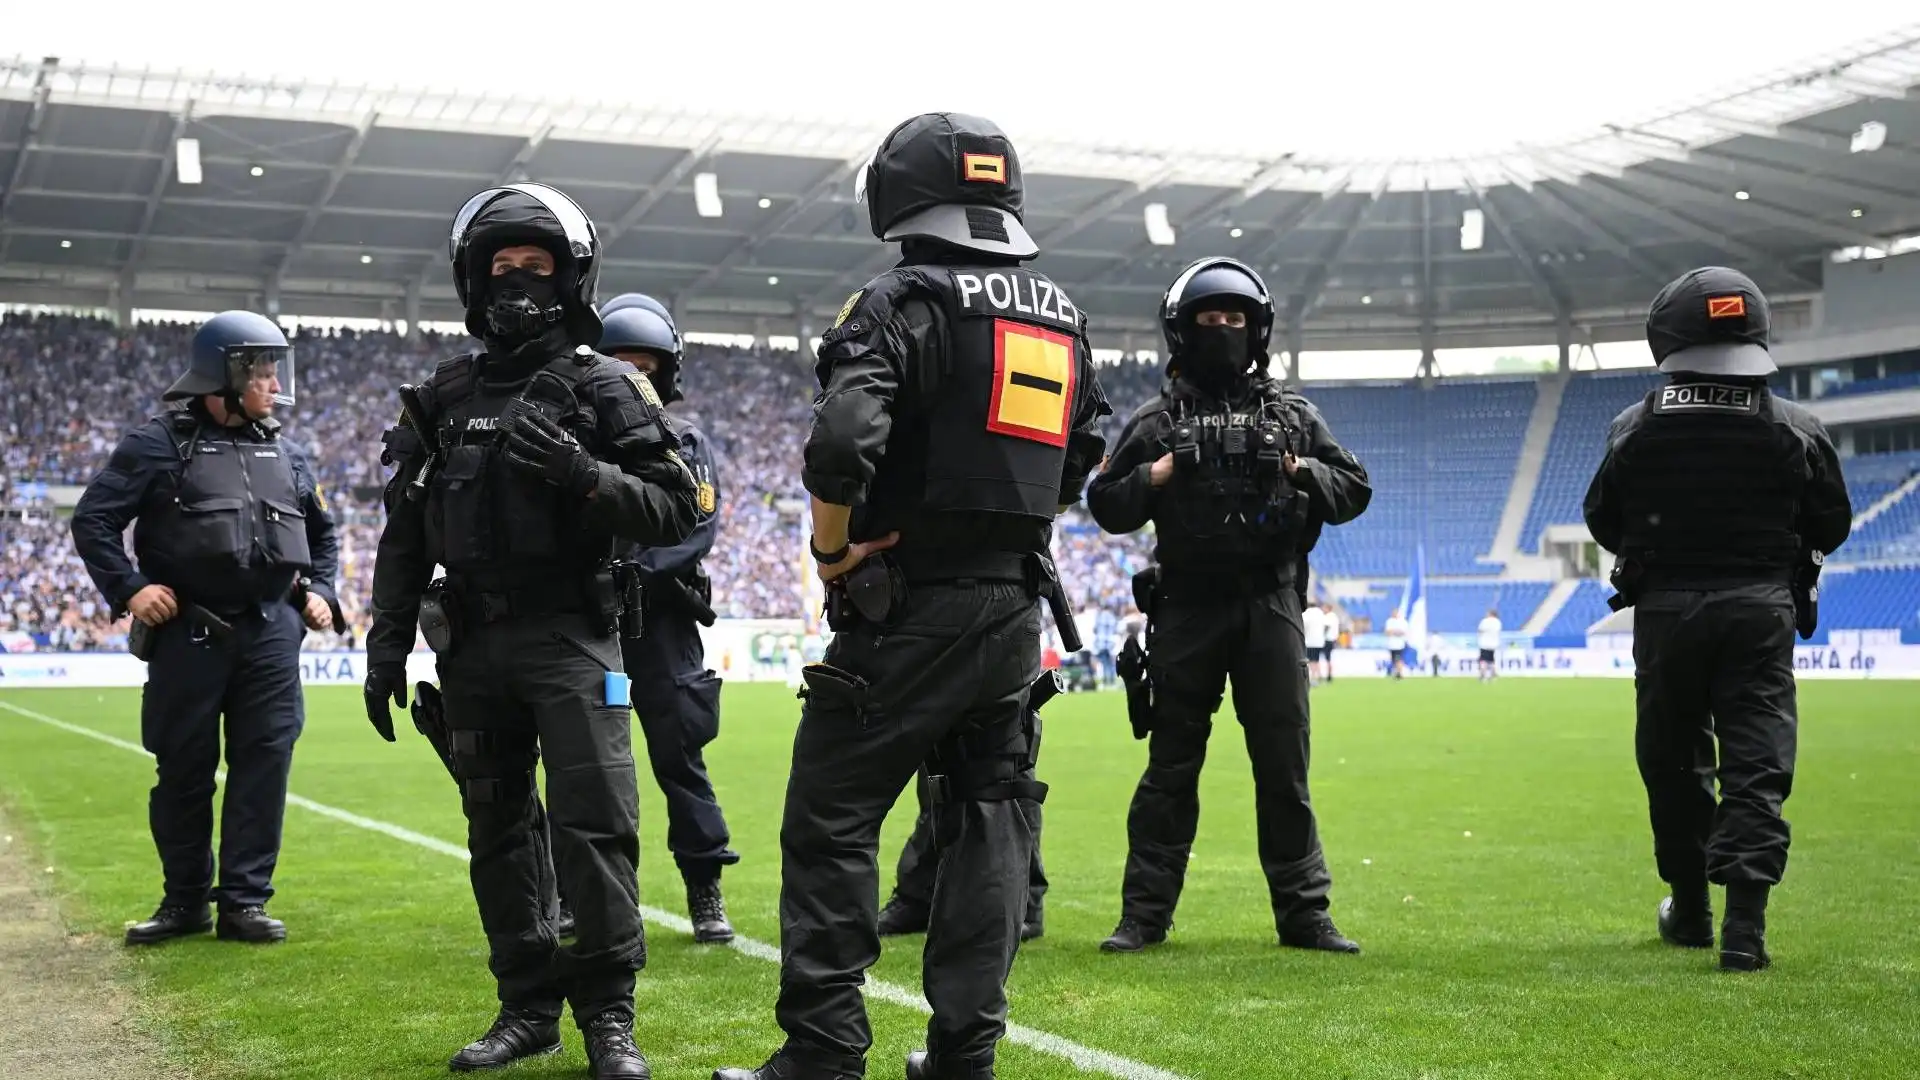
[1422,582,1553,633]
[1535,579,1614,648]
[1304,379,1536,577]
[1803,565,1920,645]
[1844,452,1920,562]
[1518,372,1661,554]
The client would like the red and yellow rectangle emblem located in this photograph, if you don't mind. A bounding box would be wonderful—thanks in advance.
[987,319,1074,447]
[1707,295,1746,319]
[963,152,1008,184]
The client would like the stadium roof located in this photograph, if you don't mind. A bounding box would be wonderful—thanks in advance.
[5,35,1920,351]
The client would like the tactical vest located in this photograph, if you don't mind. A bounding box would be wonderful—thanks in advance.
[897,263,1084,520]
[1154,383,1311,571]
[421,353,614,584]
[135,415,310,608]
[1616,381,1804,580]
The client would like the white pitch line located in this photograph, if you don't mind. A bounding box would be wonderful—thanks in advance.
[0,699,1191,1080]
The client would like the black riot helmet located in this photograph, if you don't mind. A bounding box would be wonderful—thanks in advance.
[598,293,684,404]
[165,310,295,415]
[855,112,1037,259]
[1645,265,1776,378]
[1160,257,1275,377]
[448,182,603,347]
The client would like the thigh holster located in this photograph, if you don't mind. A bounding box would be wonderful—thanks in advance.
[923,711,1049,810]
[448,728,538,805]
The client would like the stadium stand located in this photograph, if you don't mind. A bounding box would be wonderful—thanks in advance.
[1817,371,1920,398]
[1843,451,1920,561]
[1518,371,1662,554]
[1808,566,1920,645]
[1301,379,1535,578]
[1326,581,1555,636]
[0,313,1158,650]
[6,313,1919,654]
[1535,579,1615,648]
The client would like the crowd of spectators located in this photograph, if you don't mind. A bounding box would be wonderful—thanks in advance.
[1,312,1163,651]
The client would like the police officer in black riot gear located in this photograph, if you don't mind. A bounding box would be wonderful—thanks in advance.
[71,310,344,947]
[1583,267,1852,973]
[594,292,740,944]
[364,183,697,1079]
[713,113,1108,1080]
[1088,257,1371,956]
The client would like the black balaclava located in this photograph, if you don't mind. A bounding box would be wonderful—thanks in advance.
[465,191,576,381]
[1181,303,1254,397]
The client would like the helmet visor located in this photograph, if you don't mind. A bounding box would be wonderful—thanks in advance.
[225,344,295,408]
[449,182,597,261]
[853,153,876,205]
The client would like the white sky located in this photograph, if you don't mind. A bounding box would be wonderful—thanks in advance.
[10,2,1920,159]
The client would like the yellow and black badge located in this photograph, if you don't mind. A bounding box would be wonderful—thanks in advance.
[832,289,864,330]
[625,371,664,410]
[697,480,716,514]
[312,481,327,512]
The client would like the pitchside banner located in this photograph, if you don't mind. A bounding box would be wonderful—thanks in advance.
[1330,643,1920,680]
[4,622,1918,688]
[0,619,820,689]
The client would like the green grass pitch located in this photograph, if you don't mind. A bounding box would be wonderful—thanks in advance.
[1,678,1915,1080]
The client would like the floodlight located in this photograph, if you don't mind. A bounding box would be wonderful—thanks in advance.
[176,138,203,185]
[1851,121,1887,153]
[1460,209,1485,252]
[695,173,724,218]
[1144,203,1176,246]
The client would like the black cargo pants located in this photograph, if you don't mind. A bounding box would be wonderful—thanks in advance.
[1633,584,1800,889]
[436,609,644,1026]
[1120,579,1333,932]
[773,580,1043,1075]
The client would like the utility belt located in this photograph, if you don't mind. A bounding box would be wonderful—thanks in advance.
[827,549,1081,651]
[1607,551,1792,607]
[1150,561,1294,604]
[417,569,621,654]
[635,568,718,628]
[1607,549,1815,638]
[127,600,239,662]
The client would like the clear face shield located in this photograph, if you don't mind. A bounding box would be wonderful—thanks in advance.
[225,345,295,409]
[853,153,876,208]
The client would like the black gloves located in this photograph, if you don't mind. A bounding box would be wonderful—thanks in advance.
[501,411,600,497]
[364,661,408,742]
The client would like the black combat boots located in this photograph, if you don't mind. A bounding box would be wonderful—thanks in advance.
[448,1005,561,1072]
[583,1010,651,1079]
[1657,885,1715,949]
[1099,916,1168,953]
[876,893,930,937]
[216,905,286,943]
[688,880,734,944]
[906,1049,996,1079]
[125,903,212,946]
[1279,910,1361,953]
[1720,883,1772,972]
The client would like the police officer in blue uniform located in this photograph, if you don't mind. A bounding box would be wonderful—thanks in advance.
[595,292,739,943]
[1584,266,1853,972]
[715,111,1109,1080]
[71,310,343,947]
[365,183,696,1079]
